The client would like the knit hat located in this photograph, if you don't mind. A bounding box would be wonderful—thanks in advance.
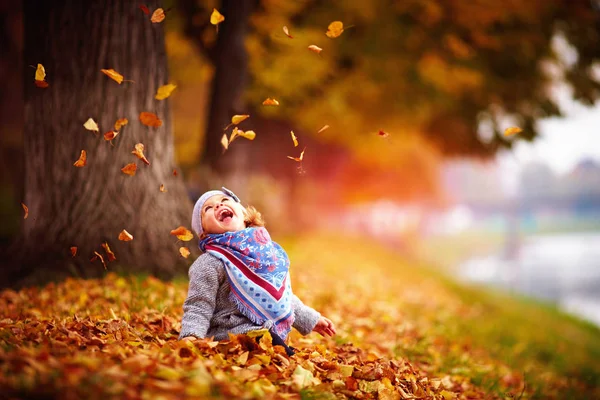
[191,187,241,237]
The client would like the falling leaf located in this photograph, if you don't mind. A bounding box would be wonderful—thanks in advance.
[262,98,280,106]
[155,83,177,100]
[114,118,128,131]
[70,246,77,257]
[34,64,49,88]
[291,131,298,147]
[139,4,150,15]
[21,203,28,219]
[118,229,133,241]
[173,169,178,176]
[102,242,116,262]
[170,226,194,241]
[231,114,250,125]
[92,251,107,270]
[378,130,390,138]
[179,247,190,258]
[151,8,165,23]
[139,112,162,127]
[287,147,306,162]
[103,131,119,141]
[230,127,256,143]
[317,124,330,133]
[283,26,293,38]
[308,45,323,54]
[121,163,137,176]
[83,118,99,133]
[159,184,167,192]
[132,143,150,165]
[326,21,344,38]
[504,126,523,136]
[221,134,229,151]
[101,69,125,84]
[210,8,225,25]
[34,80,49,88]
[73,150,87,167]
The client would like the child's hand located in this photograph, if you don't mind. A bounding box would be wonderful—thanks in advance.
[313,316,336,337]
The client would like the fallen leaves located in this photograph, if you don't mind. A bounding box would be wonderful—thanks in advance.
[170,226,194,241]
[139,112,162,128]
[132,143,150,165]
[326,21,345,38]
[83,118,99,133]
[118,229,133,241]
[21,203,28,219]
[504,126,523,136]
[34,63,49,88]
[121,163,137,176]
[155,83,177,100]
[73,150,87,167]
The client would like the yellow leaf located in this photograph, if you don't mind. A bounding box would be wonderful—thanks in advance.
[101,68,124,84]
[221,133,229,151]
[35,63,46,81]
[179,247,191,258]
[292,365,316,389]
[114,118,128,131]
[317,124,330,133]
[504,126,523,136]
[70,246,77,257]
[118,229,133,241]
[170,226,194,241]
[83,118,99,132]
[159,184,167,192]
[308,45,323,54]
[132,143,150,165]
[121,163,137,176]
[73,150,87,167]
[139,112,162,127]
[326,21,344,38]
[283,26,293,38]
[210,8,225,25]
[151,8,165,23]
[262,98,280,106]
[231,114,250,125]
[287,147,306,162]
[155,83,177,100]
[21,203,28,219]
[440,390,455,400]
[237,351,249,365]
[291,131,298,147]
[238,130,256,140]
[103,131,119,141]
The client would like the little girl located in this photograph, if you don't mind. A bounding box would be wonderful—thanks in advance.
[179,187,335,355]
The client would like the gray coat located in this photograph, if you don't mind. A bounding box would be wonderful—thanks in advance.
[179,253,321,340]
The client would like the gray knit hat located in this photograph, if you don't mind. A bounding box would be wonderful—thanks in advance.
[191,187,241,237]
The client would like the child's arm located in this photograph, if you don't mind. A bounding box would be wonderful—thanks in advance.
[179,255,220,340]
[291,295,322,335]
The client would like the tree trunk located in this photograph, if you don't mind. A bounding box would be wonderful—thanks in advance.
[3,0,193,288]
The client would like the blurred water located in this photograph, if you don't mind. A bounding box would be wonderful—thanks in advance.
[459,233,600,327]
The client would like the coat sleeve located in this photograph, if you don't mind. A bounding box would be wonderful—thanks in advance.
[291,295,321,336]
[178,254,220,339]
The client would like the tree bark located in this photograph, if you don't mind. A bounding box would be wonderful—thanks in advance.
[3,0,193,288]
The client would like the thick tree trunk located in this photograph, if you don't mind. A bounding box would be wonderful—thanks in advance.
[3,0,193,288]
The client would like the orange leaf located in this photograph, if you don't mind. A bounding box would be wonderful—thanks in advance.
[34,64,49,88]
[210,8,225,25]
[179,247,191,258]
[83,118,99,133]
[121,163,137,176]
[262,98,280,106]
[92,251,107,269]
[170,226,194,241]
[139,4,150,15]
[504,126,523,136]
[118,229,134,241]
[74,150,87,167]
[173,169,178,176]
[317,124,330,133]
[326,21,344,38]
[151,8,165,23]
[104,131,119,141]
[70,246,77,257]
[287,147,306,162]
[139,112,162,127]
[291,131,298,147]
[34,80,49,88]
[132,143,150,165]
[101,68,125,84]
[283,26,293,38]
[114,118,128,131]
[21,203,28,219]
[102,242,116,262]
[159,184,167,192]
[378,130,390,138]
[308,45,323,54]
[155,83,177,100]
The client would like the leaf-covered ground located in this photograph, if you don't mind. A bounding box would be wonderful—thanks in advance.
[1,233,599,399]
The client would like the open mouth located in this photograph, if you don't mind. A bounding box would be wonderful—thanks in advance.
[217,208,234,222]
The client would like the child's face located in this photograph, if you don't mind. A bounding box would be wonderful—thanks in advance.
[201,194,246,234]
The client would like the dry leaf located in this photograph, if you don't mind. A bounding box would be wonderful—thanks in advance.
[102,242,116,262]
[104,131,119,141]
[326,21,344,38]
[291,131,298,147]
[121,163,137,176]
[179,247,191,258]
[262,98,280,106]
[21,203,28,219]
[155,83,177,100]
[170,226,194,241]
[151,8,165,23]
[132,143,150,165]
[70,246,77,257]
[118,229,133,241]
[378,130,390,138]
[34,64,49,88]
[139,112,162,127]
[101,68,124,84]
[231,114,250,125]
[114,118,128,131]
[210,8,225,25]
[287,147,306,162]
[230,127,256,143]
[83,118,99,133]
[73,150,87,167]
[139,4,150,15]
[92,251,107,270]
[317,124,330,133]
[159,184,167,192]
[34,80,49,88]
[221,134,229,151]
[283,26,293,38]
[173,169,178,176]
[308,45,323,54]
[504,126,523,136]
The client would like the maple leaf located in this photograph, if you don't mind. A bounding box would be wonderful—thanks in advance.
[291,131,299,147]
[121,163,137,176]
[317,124,330,133]
[504,126,523,136]
[83,118,99,133]
[151,8,165,23]
[159,184,167,192]
[114,118,128,131]
[326,21,344,38]
[101,68,125,84]
[73,150,87,167]
[21,203,28,219]
[139,112,162,127]
[118,229,133,241]
[308,45,323,54]
[283,26,293,38]
[287,147,306,162]
[34,64,49,88]
[132,143,150,165]
[179,247,191,258]
[210,8,225,25]
[70,246,77,257]
[262,98,280,106]
[170,226,194,241]
[139,4,150,15]
[155,83,177,100]
[103,131,119,141]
